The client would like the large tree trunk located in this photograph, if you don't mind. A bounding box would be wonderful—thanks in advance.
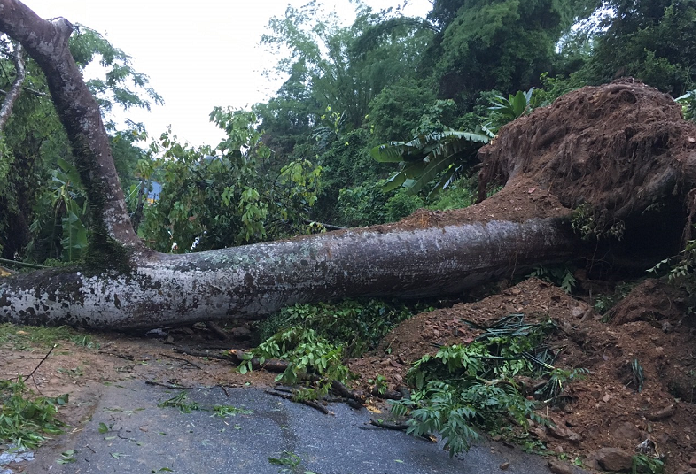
[1,218,576,329]
[1,2,695,330]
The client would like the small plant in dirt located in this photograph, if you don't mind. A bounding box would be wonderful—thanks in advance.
[593,281,637,315]
[390,313,584,457]
[255,298,420,357]
[527,266,576,294]
[649,239,696,300]
[69,334,99,349]
[571,203,625,241]
[369,374,388,396]
[632,453,665,474]
[535,367,588,403]
[0,380,67,449]
[239,327,348,400]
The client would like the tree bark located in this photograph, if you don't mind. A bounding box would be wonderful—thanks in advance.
[0,218,576,329]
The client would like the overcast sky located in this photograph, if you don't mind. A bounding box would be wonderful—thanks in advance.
[25,0,432,147]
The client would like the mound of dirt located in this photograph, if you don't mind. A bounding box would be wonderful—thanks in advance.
[479,79,696,232]
[351,80,696,241]
[349,278,696,474]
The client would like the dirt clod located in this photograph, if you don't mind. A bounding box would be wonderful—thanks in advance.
[594,447,634,472]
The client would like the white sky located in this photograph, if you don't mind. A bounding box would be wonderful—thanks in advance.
[24,0,432,147]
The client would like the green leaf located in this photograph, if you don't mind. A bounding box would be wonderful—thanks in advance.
[383,172,407,192]
[370,144,406,163]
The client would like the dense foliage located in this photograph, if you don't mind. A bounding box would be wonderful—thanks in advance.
[0,27,155,263]
[390,314,586,456]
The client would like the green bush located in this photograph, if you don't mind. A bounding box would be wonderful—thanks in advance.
[256,298,417,357]
[239,327,348,400]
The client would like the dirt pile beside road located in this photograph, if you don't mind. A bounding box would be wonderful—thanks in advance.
[349,278,696,474]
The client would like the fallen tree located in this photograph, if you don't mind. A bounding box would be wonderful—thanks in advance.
[1,1,696,329]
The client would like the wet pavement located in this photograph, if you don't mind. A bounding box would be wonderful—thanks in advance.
[6,380,585,474]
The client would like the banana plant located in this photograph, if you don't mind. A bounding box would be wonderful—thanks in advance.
[50,158,88,262]
[370,129,490,197]
[676,89,696,122]
[486,88,535,133]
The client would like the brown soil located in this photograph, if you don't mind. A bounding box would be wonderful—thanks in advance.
[478,79,696,229]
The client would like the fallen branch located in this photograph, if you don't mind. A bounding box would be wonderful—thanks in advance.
[368,419,408,430]
[0,257,50,269]
[371,387,404,400]
[205,321,229,341]
[263,389,332,415]
[145,380,190,390]
[331,380,365,409]
[174,347,234,361]
[230,350,289,372]
[157,353,202,370]
[23,343,55,383]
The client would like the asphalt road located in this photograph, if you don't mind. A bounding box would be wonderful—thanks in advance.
[12,380,583,474]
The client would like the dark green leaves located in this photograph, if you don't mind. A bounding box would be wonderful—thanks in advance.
[488,88,535,128]
[371,130,489,196]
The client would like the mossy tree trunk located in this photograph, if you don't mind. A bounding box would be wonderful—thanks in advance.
[1,218,577,329]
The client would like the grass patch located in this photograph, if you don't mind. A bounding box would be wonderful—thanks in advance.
[0,323,98,350]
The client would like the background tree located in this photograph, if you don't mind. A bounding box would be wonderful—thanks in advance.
[427,0,598,105]
[582,0,696,94]
[0,25,159,262]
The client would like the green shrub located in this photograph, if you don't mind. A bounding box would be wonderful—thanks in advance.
[256,298,417,357]
[239,327,348,400]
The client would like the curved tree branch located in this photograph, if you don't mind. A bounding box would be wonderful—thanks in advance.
[0,0,142,256]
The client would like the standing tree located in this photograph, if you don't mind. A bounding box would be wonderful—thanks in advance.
[583,0,696,95]
[428,0,599,103]
[1,1,695,331]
